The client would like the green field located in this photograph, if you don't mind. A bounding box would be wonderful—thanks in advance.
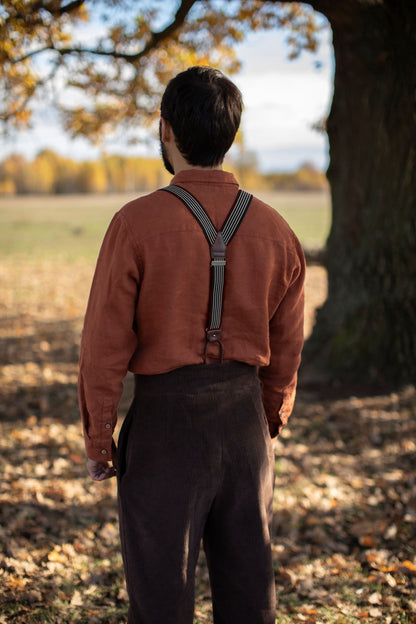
[0,190,331,261]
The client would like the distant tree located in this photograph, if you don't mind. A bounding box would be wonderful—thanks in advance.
[266,162,328,191]
[22,153,55,193]
[0,154,26,193]
[77,161,108,193]
[231,130,265,190]
[55,157,81,194]
[0,178,15,195]
[0,160,16,194]
[103,155,128,193]
[296,162,328,190]
[1,1,415,384]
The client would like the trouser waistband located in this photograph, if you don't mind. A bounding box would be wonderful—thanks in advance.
[134,361,258,395]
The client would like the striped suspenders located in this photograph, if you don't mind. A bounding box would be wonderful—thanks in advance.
[162,185,253,362]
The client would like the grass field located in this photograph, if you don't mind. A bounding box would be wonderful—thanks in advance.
[1,192,415,624]
[0,190,331,261]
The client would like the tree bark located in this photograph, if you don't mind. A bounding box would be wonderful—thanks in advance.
[302,0,416,385]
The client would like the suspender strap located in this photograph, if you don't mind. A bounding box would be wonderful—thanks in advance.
[162,184,218,244]
[162,185,253,361]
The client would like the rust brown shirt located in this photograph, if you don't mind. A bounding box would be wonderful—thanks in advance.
[79,169,305,461]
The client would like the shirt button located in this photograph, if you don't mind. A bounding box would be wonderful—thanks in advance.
[101,449,108,455]
[105,423,111,429]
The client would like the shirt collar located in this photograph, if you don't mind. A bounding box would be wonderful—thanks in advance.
[170,169,239,187]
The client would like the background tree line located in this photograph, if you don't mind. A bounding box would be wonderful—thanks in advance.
[0,149,328,195]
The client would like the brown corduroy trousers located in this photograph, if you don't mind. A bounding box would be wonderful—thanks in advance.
[117,362,276,624]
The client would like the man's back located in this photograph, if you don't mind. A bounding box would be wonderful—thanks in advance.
[79,65,305,624]
[82,169,303,372]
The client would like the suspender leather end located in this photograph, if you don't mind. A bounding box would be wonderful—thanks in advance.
[205,328,224,363]
[206,328,222,343]
[210,232,227,260]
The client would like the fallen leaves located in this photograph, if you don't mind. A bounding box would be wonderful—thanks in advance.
[272,382,416,623]
[1,258,416,623]
[399,561,416,577]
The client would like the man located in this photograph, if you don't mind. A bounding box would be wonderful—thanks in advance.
[79,66,305,624]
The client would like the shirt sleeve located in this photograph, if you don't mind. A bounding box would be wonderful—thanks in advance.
[259,236,306,438]
[78,211,140,461]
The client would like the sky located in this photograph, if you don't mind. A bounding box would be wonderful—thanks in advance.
[233,26,333,172]
[1,17,334,173]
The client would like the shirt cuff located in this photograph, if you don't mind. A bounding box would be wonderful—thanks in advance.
[84,431,114,462]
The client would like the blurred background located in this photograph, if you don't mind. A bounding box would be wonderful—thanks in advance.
[1,2,415,623]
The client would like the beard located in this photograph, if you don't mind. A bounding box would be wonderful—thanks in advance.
[159,122,175,175]
[160,141,175,175]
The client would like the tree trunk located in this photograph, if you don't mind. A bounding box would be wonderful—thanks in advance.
[303,0,416,386]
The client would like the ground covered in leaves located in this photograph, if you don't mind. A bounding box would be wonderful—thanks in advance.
[0,258,415,623]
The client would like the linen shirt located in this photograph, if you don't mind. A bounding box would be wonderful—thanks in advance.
[79,169,305,461]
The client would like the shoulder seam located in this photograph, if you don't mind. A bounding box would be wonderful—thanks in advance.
[116,210,143,270]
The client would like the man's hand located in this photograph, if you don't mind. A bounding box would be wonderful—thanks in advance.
[86,443,118,481]
[86,458,116,481]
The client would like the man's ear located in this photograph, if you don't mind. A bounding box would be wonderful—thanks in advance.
[160,117,172,143]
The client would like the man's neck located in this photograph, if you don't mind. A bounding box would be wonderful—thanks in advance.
[173,163,223,175]
[172,153,223,175]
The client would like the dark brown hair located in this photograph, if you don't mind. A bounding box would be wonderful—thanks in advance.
[160,66,242,168]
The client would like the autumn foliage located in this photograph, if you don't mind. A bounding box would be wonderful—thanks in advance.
[0,150,328,195]
[0,1,322,140]
[0,150,170,195]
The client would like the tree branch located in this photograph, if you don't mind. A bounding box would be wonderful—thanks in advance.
[5,0,85,23]
[10,0,199,64]
[138,0,199,57]
[54,0,85,16]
